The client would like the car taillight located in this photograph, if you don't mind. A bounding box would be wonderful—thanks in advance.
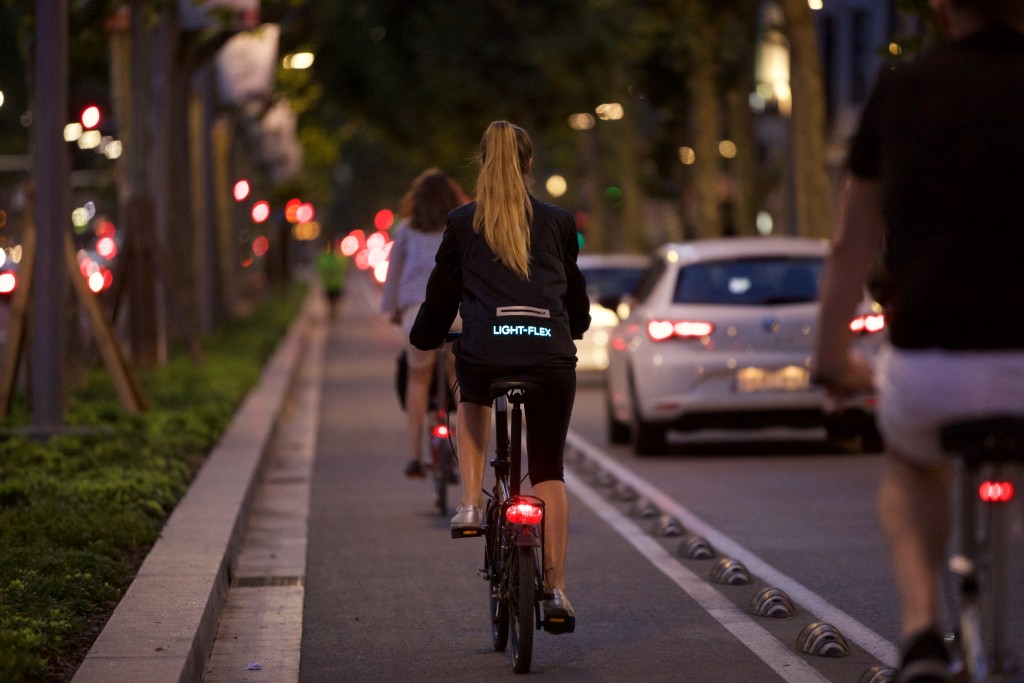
[979,481,1014,503]
[506,499,543,525]
[431,424,449,439]
[849,313,885,334]
[646,320,714,342]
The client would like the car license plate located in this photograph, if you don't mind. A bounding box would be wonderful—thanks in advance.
[734,366,811,393]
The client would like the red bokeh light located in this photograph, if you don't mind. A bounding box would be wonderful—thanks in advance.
[233,180,251,202]
[0,272,15,294]
[374,209,394,231]
[252,235,270,257]
[295,203,314,224]
[285,198,302,223]
[251,201,271,223]
[96,236,117,260]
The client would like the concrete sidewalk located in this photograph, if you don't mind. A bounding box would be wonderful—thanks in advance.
[72,289,326,683]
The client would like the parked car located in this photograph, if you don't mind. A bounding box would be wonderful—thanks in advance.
[605,237,886,454]
[575,253,649,372]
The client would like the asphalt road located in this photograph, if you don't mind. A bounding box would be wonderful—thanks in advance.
[299,272,902,682]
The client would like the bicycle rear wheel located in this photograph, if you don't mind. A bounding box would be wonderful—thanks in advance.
[510,543,535,674]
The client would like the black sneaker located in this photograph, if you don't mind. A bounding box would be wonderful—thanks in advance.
[404,460,426,478]
[894,628,950,683]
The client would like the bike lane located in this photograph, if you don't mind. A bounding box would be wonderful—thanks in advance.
[300,273,821,682]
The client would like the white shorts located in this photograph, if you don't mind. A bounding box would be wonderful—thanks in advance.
[400,303,462,370]
[875,345,1024,465]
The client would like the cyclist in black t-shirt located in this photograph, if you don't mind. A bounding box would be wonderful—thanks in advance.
[815,1,1024,680]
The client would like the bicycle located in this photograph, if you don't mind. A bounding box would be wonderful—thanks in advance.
[940,416,1024,683]
[452,379,574,674]
[430,342,458,517]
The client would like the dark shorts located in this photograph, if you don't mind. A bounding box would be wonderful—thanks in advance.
[455,361,576,485]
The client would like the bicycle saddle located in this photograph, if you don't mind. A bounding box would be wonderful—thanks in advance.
[940,416,1024,463]
[489,381,544,399]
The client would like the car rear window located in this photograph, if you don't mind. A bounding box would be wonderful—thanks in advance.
[672,258,823,305]
[580,267,646,302]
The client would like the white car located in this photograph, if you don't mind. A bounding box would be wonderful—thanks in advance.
[605,237,886,454]
[574,253,649,372]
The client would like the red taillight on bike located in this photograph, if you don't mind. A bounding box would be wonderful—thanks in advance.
[506,500,543,525]
[979,481,1015,503]
[849,313,886,334]
[431,424,449,439]
[647,320,714,342]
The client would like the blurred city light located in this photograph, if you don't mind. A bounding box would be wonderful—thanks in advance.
[283,52,315,69]
[104,140,123,159]
[251,200,271,223]
[678,147,696,165]
[0,272,14,294]
[96,236,117,259]
[252,235,270,257]
[595,103,624,121]
[373,260,388,284]
[808,0,823,9]
[233,180,251,201]
[64,122,83,142]
[340,230,364,256]
[888,42,903,56]
[78,130,102,149]
[293,220,321,241]
[568,113,595,130]
[71,207,90,231]
[96,219,116,238]
[718,140,738,159]
[295,202,314,223]
[756,211,774,235]
[374,209,394,231]
[80,105,101,129]
[546,175,567,198]
[0,90,4,109]
[285,198,302,222]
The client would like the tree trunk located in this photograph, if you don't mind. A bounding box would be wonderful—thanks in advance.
[781,0,833,238]
[688,3,721,240]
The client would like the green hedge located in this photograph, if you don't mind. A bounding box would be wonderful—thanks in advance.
[0,284,306,682]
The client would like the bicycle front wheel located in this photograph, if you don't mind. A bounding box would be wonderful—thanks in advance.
[510,543,535,674]
[434,440,451,516]
[485,502,509,652]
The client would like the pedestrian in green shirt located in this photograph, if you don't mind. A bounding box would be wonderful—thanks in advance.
[316,241,346,320]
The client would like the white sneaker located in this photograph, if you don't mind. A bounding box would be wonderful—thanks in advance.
[450,505,482,532]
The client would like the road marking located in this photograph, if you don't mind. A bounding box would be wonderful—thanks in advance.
[565,430,899,669]
[566,468,830,682]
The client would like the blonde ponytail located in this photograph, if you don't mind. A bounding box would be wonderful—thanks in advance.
[473,121,534,279]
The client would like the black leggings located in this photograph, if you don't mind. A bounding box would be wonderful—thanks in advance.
[455,362,576,486]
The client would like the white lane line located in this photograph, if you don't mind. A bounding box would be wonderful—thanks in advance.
[566,430,899,668]
[565,469,829,683]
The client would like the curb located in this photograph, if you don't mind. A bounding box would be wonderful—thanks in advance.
[72,290,319,683]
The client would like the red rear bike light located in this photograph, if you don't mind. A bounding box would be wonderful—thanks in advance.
[849,313,886,334]
[506,500,543,525]
[647,320,714,342]
[979,481,1015,503]
[431,424,450,439]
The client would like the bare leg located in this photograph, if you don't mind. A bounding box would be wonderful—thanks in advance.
[457,402,490,508]
[878,450,952,639]
[405,362,433,464]
[533,479,569,591]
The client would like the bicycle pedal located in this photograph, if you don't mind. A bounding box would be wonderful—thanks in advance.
[451,527,484,539]
[543,615,576,634]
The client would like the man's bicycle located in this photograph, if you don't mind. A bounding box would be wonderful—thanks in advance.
[453,380,573,674]
[940,416,1024,682]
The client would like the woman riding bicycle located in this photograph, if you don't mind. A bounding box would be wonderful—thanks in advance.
[410,121,590,624]
[381,168,467,478]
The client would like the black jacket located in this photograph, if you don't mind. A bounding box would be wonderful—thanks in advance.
[410,196,591,367]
